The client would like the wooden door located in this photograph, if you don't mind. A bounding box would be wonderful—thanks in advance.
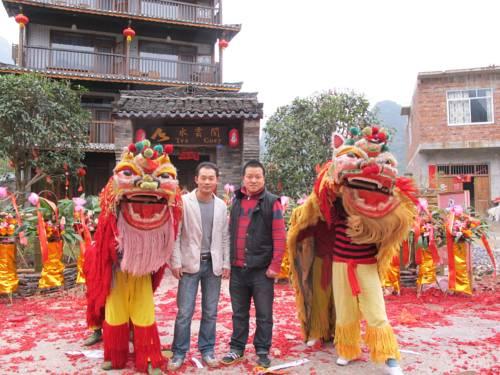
[474,176,490,215]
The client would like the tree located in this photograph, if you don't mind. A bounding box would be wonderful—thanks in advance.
[263,90,376,198]
[0,74,90,197]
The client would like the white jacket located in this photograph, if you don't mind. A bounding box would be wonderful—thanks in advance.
[171,190,230,275]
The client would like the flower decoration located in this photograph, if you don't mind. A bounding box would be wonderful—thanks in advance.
[0,212,18,241]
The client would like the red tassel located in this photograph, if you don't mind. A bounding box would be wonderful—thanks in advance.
[446,232,456,289]
[103,321,129,369]
[428,237,440,265]
[402,239,410,266]
[415,247,423,265]
[133,323,164,372]
[36,202,49,263]
[481,234,497,278]
[395,177,419,205]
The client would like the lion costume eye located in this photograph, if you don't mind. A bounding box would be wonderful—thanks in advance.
[158,172,173,180]
[347,152,359,159]
[118,168,137,178]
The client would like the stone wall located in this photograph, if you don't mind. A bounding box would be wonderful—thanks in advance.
[113,118,133,161]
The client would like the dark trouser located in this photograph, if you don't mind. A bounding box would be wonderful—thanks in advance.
[229,266,274,355]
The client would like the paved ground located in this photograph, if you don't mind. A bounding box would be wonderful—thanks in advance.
[0,271,498,375]
[1,220,499,374]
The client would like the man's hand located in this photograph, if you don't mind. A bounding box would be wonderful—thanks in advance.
[171,267,183,280]
[265,268,279,279]
[222,268,231,279]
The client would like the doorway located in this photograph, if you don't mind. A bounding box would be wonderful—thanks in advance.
[171,155,210,192]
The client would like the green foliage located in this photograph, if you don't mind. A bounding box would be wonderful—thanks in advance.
[0,74,90,196]
[263,90,376,198]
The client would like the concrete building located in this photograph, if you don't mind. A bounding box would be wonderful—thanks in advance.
[403,66,500,214]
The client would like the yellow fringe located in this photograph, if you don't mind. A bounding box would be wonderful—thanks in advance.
[309,257,334,341]
[334,321,362,360]
[364,324,400,363]
[287,193,325,341]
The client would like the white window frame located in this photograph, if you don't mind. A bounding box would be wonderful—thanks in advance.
[446,88,494,126]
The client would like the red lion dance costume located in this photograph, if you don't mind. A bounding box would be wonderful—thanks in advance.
[289,126,417,375]
[85,140,181,373]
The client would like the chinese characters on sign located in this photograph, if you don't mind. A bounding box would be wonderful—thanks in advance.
[149,126,229,145]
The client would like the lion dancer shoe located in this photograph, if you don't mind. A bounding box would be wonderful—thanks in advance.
[85,140,182,374]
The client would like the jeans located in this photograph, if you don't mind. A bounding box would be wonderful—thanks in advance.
[171,260,222,357]
[229,266,274,355]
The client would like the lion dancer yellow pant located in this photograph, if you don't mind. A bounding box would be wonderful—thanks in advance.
[332,260,400,363]
[104,270,164,372]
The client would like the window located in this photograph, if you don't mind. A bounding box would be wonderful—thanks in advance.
[50,31,114,72]
[447,88,493,125]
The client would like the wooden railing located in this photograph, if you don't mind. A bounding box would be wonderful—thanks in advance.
[25,0,221,24]
[89,121,114,143]
[22,45,221,84]
[24,45,125,75]
[129,55,220,83]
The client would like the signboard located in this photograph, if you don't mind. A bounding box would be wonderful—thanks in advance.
[148,126,228,145]
[178,151,200,161]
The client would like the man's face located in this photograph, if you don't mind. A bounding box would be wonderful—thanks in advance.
[243,166,265,195]
[195,167,218,194]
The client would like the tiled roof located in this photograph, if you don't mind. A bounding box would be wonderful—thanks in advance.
[114,86,263,119]
[0,64,242,90]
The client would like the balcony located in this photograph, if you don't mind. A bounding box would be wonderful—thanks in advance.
[89,120,114,144]
[11,0,222,25]
[21,45,221,84]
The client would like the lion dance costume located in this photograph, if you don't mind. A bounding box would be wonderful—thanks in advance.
[289,126,417,370]
[85,140,181,373]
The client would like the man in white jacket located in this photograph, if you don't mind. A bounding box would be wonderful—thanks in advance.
[169,162,230,370]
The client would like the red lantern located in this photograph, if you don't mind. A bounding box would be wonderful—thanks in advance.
[77,167,86,177]
[135,128,146,142]
[123,27,136,43]
[218,39,229,49]
[228,128,239,148]
[15,13,29,28]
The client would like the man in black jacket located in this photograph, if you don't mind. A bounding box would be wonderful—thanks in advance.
[220,160,286,369]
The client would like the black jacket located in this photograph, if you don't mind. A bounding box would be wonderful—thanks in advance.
[229,188,279,269]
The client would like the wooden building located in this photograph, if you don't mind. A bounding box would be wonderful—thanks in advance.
[0,0,262,194]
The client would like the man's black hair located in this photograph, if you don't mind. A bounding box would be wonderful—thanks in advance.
[195,161,219,177]
[242,159,265,177]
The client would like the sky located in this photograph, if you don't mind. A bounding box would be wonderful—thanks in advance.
[1,0,500,120]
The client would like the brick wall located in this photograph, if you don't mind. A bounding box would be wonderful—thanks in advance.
[408,71,500,164]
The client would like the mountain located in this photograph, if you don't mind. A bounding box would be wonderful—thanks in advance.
[373,100,408,174]
[0,37,13,64]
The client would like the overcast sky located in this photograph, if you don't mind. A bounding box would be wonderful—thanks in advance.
[1,0,499,119]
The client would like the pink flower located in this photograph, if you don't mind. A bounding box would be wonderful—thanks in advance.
[0,187,8,199]
[280,196,290,208]
[72,197,86,212]
[28,193,39,206]
[224,184,235,194]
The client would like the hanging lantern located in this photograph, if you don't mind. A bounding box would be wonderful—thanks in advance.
[228,128,239,148]
[123,26,136,43]
[135,128,146,142]
[218,39,229,49]
[15,13,29,28]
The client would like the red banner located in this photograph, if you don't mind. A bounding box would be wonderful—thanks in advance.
[428,165,437,188]
[178,151,200,161]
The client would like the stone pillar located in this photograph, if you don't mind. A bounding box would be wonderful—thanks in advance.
[242,119,260,162]
[113,118,133,161]
[216,144,241,194]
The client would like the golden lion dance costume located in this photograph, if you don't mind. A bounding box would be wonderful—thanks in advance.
[289,126,417,369]
[414,199,442,294]
[445,205,496,295]
[85,141,181,373]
